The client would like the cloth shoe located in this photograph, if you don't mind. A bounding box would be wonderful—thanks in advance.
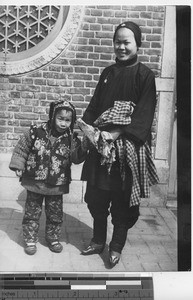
[47,241,63,253]
[24,243,37,255]
[109,250,121,267]
[81,241,105,255]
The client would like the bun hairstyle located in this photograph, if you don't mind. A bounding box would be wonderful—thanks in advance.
[113,21,142,48]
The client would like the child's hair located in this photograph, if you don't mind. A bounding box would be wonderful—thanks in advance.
[48,100,76,132]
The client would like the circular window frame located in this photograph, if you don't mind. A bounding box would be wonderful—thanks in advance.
[0,6,84,76]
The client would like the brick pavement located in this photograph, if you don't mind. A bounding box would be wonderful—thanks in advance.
[0,154,177,273]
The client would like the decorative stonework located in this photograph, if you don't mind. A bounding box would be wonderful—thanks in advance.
[0,5,84,75]
[0,6,60,54]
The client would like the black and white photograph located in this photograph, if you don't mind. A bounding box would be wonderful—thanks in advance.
[0,2,191,289]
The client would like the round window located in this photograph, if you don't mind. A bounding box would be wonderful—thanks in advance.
[0,5,83,75]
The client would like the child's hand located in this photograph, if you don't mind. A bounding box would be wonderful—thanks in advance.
[16,170,23,177]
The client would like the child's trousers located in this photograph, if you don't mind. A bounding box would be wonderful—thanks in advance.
[22,190,63,244]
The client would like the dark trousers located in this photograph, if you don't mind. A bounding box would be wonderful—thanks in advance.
[84,184,139,254]
[22,190,63,244]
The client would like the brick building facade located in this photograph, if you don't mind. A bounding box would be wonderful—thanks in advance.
[0,5,176,205]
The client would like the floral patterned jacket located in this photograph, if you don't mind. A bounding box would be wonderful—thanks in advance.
[9,122,85,186]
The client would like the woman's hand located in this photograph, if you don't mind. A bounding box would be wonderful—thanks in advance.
[108,127,123,141]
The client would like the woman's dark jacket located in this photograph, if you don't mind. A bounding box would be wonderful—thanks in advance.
[81,56,157,190]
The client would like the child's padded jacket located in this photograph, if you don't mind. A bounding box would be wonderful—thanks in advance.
[9,100,86,193]
[9,122,84,186]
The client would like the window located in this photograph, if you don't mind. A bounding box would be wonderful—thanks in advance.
[0,5,83,75]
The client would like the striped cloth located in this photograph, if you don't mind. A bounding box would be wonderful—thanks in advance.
[94,101,159,207]
[94,100,136,126]
[116,138,159,206]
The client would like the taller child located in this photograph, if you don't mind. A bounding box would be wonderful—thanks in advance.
[9,100,85,255]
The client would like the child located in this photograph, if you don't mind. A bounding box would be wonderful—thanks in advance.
[9,100,86,255]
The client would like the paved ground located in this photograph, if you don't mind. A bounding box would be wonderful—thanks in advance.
[0,154,177,273]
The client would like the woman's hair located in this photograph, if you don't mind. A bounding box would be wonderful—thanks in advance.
[113,21,142,47]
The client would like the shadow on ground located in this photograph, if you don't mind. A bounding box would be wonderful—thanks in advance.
[0,189,113,269]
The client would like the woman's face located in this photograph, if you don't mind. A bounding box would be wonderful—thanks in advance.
[114,27,138,61]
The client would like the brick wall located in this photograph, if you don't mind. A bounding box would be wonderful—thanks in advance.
[0,5,165,153]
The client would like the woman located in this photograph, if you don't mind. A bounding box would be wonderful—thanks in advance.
[80,21,159,267]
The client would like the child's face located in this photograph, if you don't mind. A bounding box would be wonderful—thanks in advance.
[55,109,72,133]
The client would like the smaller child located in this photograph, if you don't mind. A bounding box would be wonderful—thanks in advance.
[9,100,86,255]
